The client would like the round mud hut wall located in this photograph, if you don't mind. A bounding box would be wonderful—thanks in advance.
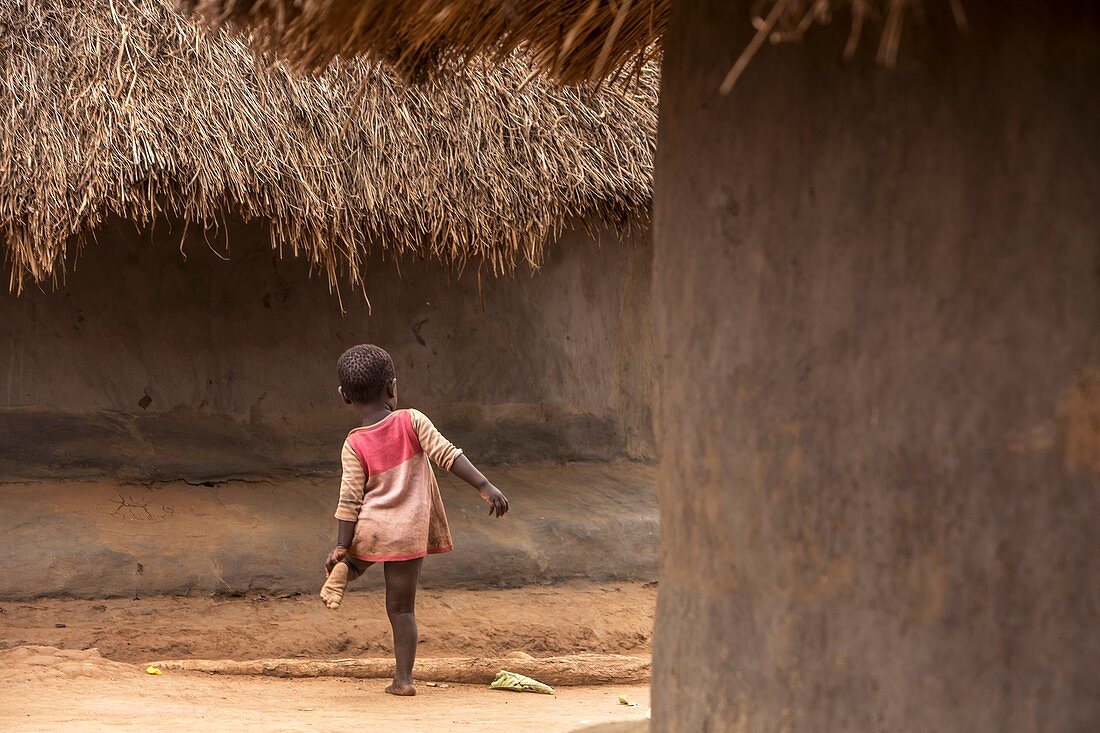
[652,1,1099,731]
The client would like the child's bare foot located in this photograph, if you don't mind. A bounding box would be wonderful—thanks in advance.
[320,562,350,609]
[385,681,417,696]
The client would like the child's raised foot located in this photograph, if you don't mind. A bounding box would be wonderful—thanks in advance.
[385,681,417,696]
[319,561,350,610]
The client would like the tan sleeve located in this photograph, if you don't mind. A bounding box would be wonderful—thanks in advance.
[409,409,463,470]
[334,440,366,521]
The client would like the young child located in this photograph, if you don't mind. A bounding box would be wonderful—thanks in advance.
[319,344,509,696]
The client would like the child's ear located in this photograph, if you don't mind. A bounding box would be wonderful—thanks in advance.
[339,386,352,405]
[387,378,398,399]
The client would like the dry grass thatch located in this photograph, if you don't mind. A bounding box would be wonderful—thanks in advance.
[1,0,657,294]
[179,0,670,86]
[179,0,966,89]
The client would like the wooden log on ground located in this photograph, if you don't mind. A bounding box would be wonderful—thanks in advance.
[146,653,649,686]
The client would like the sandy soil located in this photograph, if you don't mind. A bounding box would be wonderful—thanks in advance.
[0,581,655,662]
[0,582,654,731]
[0,647,650,732]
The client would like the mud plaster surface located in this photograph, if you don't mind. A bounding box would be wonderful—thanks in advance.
[0,218,655,481]
[0,462,657,599]
[1058,368,1100,476]
[651,2,1100,730]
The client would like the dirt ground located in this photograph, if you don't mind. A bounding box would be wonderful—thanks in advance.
[0,581,654,731]
[0,581,654,661]
[0,647,650,732]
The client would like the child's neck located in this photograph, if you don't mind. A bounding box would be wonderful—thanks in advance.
[354,401,394,426]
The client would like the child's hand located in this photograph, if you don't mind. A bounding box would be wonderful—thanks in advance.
[478,484,509,517]
[325,546,349,576]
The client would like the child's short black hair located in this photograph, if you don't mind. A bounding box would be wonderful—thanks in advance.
[337,344,395,403]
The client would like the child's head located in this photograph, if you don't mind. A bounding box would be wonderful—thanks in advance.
[337,344,396,406]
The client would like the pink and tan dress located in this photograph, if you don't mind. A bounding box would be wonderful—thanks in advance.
[334,408,460,562]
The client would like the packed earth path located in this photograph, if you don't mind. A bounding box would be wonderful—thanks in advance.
[0,647,650,732]
[0,581,654,731]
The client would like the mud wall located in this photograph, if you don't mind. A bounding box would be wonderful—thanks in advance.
[652,1,1099,731]
[0,463,657,599]
[0,219,657,597]
[1,219,655,482]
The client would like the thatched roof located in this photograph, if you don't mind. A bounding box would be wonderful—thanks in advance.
[179,0,966,89]
[1,0,657,293]
[179,0,670,85]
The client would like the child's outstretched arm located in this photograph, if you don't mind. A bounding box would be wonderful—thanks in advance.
[410,409,509,518]
[450,454,509,517]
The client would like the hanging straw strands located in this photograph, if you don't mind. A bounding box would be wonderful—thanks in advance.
[721,0,969,94]
[0,0,657,293]
[180,0,966,94]
[178,0,670,86]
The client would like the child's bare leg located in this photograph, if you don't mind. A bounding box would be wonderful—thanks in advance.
[320,557,371,610]
[383,557,423,696]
